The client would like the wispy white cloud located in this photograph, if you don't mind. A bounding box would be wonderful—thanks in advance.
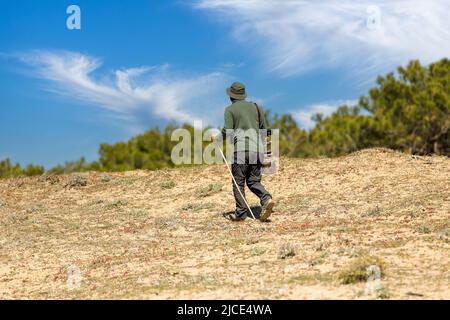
[195,0,450,79]
[14,50,231,126]
[293,99,358,129]
[217,62,246,72]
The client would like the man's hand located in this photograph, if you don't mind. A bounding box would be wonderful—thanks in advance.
[210,128,222,144]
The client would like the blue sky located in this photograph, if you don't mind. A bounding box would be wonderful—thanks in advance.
[1,0,449,168]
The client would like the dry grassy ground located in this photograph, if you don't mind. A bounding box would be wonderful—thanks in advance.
[0,149,449,300]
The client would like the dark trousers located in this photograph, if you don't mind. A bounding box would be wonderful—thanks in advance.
[231,153,272,217]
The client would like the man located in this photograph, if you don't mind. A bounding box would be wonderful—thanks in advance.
[216,82,275,222]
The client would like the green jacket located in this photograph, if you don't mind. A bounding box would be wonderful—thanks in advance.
[221,100,267,153]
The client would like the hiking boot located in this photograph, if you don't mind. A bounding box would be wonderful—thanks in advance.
[224,212,247,222]
[260,199,275,222]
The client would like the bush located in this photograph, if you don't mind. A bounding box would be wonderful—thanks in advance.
[0,158,44,178]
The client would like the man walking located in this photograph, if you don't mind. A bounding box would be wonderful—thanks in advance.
[217,82,275,222]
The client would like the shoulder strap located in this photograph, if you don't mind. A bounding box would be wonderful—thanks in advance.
[253,102,261,126]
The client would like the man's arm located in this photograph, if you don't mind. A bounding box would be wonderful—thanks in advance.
[212,108,233,143]
[221,108,234,140]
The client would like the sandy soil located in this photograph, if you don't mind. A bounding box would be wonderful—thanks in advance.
[0,148,449,299]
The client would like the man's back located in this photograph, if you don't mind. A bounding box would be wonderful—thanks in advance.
[223,100,266,154]
[225,100,263,131]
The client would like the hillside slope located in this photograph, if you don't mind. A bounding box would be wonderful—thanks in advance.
[0,149,449,299]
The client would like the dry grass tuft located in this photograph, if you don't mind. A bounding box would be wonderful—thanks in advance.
[196,183,223,198]
[338,256,385,284]
[65,175,88,188]
[160,180,176,190]
[278,243,296,259]
[181,202,215,212]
